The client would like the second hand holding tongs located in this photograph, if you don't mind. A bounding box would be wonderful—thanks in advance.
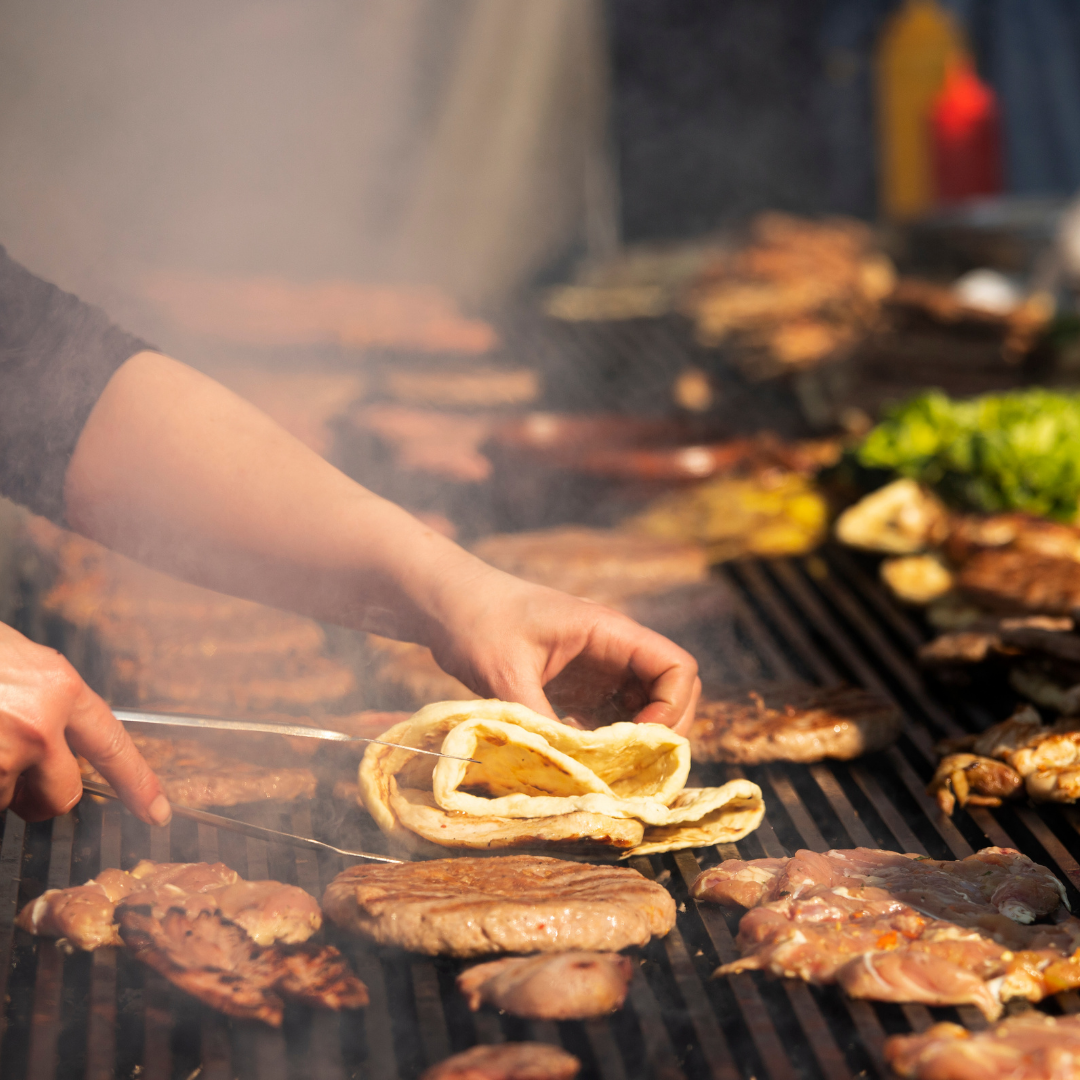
[112,707,478,763]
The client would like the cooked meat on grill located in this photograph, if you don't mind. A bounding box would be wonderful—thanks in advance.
[957,548,1080,615]
[456,952,634,1019]
[17,860,239,950]
[323,855,676,958]
[346,404,497,483]
[927,753,1024,814]
[690,685,902,764]
[117,903,366,1027]
[885,1013,1080,1080]
[917,616,1075,668]
[691,847,1080,1018]
[470,528,709,606]
[419,1043,580,1080]
[17,860,320,951]
[937,706,1080,806]
[111,652,357,712]
[29,521,361,719]
[944,512,1080,565]
[79,733,317,808]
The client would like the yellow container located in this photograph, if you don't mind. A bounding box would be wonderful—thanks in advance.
[875,0,967,219]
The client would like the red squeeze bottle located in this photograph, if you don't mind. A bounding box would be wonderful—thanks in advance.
[931,56,1003,203]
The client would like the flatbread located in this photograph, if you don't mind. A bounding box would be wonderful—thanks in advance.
[358,700,764,856]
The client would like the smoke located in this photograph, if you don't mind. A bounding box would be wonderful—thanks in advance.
[0,0,610,324]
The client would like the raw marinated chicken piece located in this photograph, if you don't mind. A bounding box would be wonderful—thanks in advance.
[16,861,239,950]
[420,1043,580,1080]
[117,903,366,1026]
[16,859,321,950]
[886,1012,1080,1080]
[456,952,633,1019]
[690,847,1080,1018]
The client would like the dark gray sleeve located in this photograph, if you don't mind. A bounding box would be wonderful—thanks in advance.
[0,245,154,523]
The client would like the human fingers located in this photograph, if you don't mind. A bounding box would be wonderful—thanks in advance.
[606,623,700,733]
[64,683,171,826]
[9,744,84,822]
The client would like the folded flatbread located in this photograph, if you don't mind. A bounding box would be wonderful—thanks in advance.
[358,700,764,857]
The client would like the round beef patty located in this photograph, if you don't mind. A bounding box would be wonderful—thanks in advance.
[322,855,676,957]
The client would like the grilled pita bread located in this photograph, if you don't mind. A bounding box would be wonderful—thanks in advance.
[358,700,764,856]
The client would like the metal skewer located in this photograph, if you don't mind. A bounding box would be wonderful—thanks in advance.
[81,779,406,864]
[112,707,478,763]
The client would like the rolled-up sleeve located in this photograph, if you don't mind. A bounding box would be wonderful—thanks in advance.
[0,245,153,522]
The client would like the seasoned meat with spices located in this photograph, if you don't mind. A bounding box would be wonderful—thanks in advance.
[690,685,901,764]
[323,855,675,958]
[886,1013,1080,1080]
[690,846,1079,1019]
[456,952,633,1019]
[420,1043,580,1080]
[16,860,239,950]
[117,904,366,1026]
[927,753,1023,814]
[17,859,320,951]
[939,706,1080,806]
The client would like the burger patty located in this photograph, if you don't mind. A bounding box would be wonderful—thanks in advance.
[322,855,676,958]
[957,548,1080,615]
[690,684,902,764]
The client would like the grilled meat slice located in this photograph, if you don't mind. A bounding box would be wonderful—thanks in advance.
[420,1043,580,1080]
[456,952,634,1019]
[690,847,1079,1018]
[117,904,366,1026]
[957,549,1080,615]
[690,685,902,764]
[17,860,321,951]
[918,617,1075,668]
[16,860,239,950]
[126,877,322,946]
[323,855,676,958]
[944,512,1080,565]
[470,528,708,607]
[886,1013,1080,1080]
[79,733,317,808]
[927,753,1024,814]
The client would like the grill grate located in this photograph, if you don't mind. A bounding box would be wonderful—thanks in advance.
[5,545,1080,1080]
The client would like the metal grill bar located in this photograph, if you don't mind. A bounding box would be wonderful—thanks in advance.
[10,547,1080,1079]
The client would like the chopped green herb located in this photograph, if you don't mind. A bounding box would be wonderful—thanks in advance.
[857,388,1080,521]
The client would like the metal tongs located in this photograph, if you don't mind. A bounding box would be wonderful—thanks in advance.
[112,707,478,763]
[80,779,405,864]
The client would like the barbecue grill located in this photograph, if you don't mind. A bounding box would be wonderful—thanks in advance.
[3,543,1077,1080]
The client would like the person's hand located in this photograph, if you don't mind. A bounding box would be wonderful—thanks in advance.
[425,564,701,736]
[0,621,170,824]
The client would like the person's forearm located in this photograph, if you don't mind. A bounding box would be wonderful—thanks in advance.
[64,351,489,644]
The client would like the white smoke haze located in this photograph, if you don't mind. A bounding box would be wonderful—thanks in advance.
[0,0,611,332]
